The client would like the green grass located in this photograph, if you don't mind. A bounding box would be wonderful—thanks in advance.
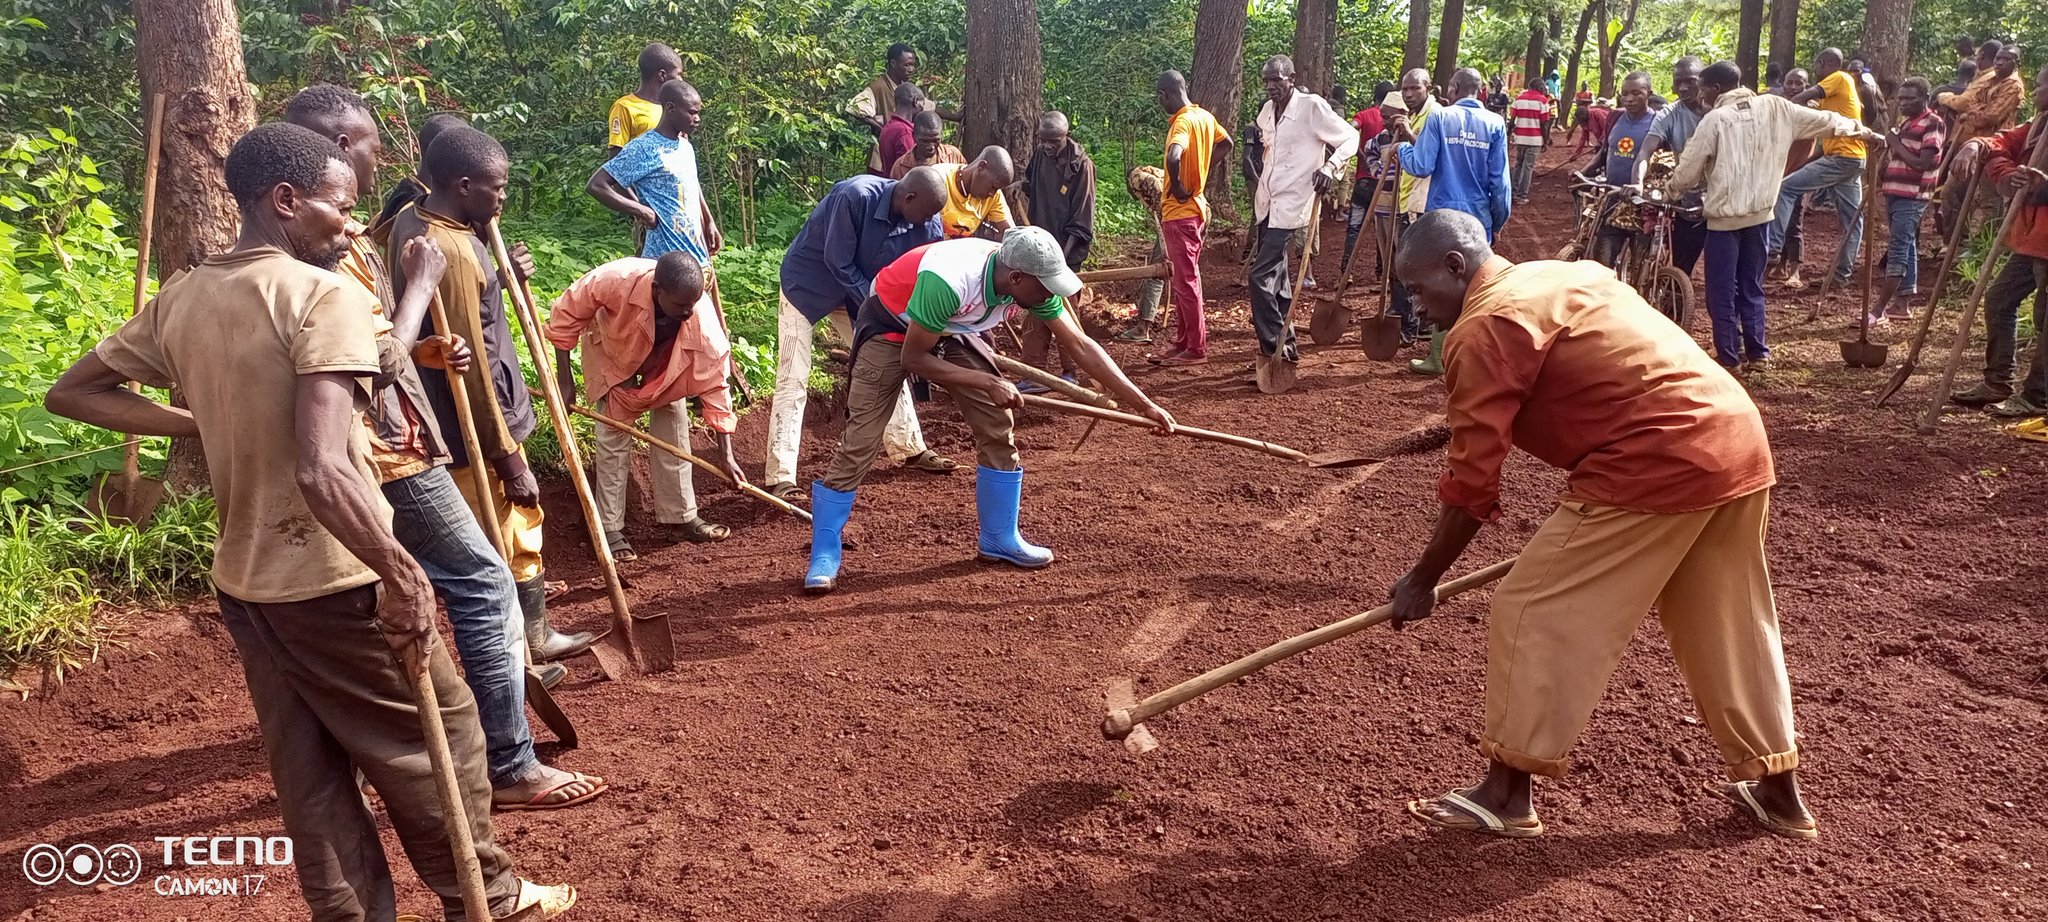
[0,492,217,692]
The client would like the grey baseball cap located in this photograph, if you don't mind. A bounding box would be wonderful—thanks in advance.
[997,226,1083,298]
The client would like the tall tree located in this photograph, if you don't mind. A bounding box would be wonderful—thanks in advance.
[1293,0,1339,94]
[1190,0,1248,220]
[962,0,1046,161]
[1523,16,1547,90]
[1736,0,1765,88]
[1767,0,1800,82]
[1595,0,1638,98]
[135,0,255,490]
[1433,0,1466,89]
[1404,0,1432,73]
[1561,1,1595,102]
[1859,0,1913,94]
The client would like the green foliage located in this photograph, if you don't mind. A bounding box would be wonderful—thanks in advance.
[0,492,218,687]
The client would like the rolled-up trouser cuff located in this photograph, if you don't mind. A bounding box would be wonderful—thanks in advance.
[1729,748,1800,782]
[1479,738,1570,779]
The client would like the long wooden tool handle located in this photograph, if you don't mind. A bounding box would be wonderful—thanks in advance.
[1117,557,1518,731]
[398,639,493,922]
[1335,149,1401,305]
[1077,264,1171,283]
[1919,121,2048,431]
[550,391,814,524]
[1292,197,1321,297]
[1018,392,1312,464]
[484,222,637,648]
[121,93,166,476]
[428,294,509,558]
[990,353,1115,408]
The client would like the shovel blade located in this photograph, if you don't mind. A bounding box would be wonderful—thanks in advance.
[1360,316,1405,361]
[629,612,676,674]
[1839,340,1889,369]
[85,473,167,527]
[1305,453,1385,469]
[1308,299,1348,346]
[1873,361,1915,407]
[523,668,579,749]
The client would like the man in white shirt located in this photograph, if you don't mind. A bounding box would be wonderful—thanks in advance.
[1246,55,1358,393]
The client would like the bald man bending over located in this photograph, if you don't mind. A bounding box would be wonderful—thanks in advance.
[934,146,1017,239]
[1386,209,1813,842]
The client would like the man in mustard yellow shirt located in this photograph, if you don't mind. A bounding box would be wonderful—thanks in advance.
[1769,47,1867,287]
[932,148,1015,239]
[1152,69,1231,365]
[608,43,681,155]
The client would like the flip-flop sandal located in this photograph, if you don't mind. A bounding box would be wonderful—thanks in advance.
[1113,326,1154,343]
[1406,790,1546,838]
[495,770,609,812]
[766,481,807,503]
[543,579,570,600]
[1710,780,1819,840]
[512,878,579,919]
[675,518,731,543]
[901,450,959,474]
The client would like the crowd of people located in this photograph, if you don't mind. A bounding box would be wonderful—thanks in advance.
[31,29,2048,921]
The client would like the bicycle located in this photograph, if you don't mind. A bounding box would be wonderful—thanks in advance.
[1556,172,1696,329]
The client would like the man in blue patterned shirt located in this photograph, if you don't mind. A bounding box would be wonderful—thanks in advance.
[587,79,724,261]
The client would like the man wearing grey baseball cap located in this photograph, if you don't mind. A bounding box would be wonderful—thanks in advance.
[802,226,1177,592]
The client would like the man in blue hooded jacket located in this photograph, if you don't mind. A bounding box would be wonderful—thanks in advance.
[1392,66,1512,375]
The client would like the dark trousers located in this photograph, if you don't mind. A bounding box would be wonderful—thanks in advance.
[1781,195,1806,267]
[1388,213,1422,342]
[1704,224,1770,367]
[1249,221,1300,360]
[1983,254,2048,402]
[219,584,520,922]
[1672,216,1709,275]
[1019,314,1075,375]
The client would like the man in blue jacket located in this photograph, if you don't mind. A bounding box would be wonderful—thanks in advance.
[765,167,953,502]
[1392,66,1513,375]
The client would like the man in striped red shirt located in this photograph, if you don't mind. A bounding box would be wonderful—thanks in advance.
[1508,84,1552,204]
[1868,77,1946,328]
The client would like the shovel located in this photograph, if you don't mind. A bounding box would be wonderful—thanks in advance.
[548,392,813,525]
[1874,170,1982,406]
[1257,200,1319,395]
[1016,393,1380,468]
[1840,157,1889,369]
[397,636,495,922]
[1359,167,1408,361]
[87,93,167,525]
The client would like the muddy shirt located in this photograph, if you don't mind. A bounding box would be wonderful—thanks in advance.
[95,247,386,603]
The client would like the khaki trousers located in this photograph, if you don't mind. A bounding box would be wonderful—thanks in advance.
[593,393,697,531]
[219,585,519,922]
[764,293,927,485]
[823,336,1018,492]
[1482,489,1798,781]
[451,448,545,583]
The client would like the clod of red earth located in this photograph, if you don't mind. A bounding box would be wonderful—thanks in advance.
[6,144,2048,920]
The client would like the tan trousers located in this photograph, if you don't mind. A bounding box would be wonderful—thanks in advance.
[1482,489,1798,781]
[452,448,545,583]
[823,336,1018,492]
[593,393,697,531]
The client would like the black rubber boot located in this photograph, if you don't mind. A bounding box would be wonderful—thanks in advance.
[517,574,595,663]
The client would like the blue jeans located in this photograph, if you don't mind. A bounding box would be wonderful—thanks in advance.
[383,464,536,786]
[1769,155,1863,281]
[1705,224,1770,367]
[1884,195,1929,293]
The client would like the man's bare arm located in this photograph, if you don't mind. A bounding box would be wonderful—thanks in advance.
[45,353,197,438]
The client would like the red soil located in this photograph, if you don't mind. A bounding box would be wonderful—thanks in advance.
[5,143,2046,922]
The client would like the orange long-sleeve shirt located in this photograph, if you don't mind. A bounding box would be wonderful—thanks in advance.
[1982,118,2048,260]
[544,257,736,430]
[1438,258,1776,521]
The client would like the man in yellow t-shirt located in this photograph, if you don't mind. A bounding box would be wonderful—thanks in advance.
[1769,47,1867,286]
[932,149,1015,239]
[1152,69,1232,365]
[608,43,681,154]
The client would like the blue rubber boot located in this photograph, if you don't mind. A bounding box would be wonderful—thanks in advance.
[805,481,856,593]
[975,465,1054,569]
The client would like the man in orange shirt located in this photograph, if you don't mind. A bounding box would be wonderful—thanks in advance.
[1386,209,1812,841]
[546,252,747,561]
[1150,69,1232,366]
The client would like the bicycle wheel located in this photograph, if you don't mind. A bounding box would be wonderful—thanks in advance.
[1555,240,1586,261]
[1650,264,1695,328]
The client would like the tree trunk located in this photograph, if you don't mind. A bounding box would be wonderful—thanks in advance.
[1433,0,1465,90]
[1191,0,1248,220]
[1523,17,1546,91]
[1403,0,1432,74]
[1292,0,1338,95]
[1736,0,1765,89]
[1859,0,1913,95]
[1596,0,1636,98]
[135,0,255,492]
[962,0,1045,162]
[1767,0,1800,81]
[1562,1,1594,104]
